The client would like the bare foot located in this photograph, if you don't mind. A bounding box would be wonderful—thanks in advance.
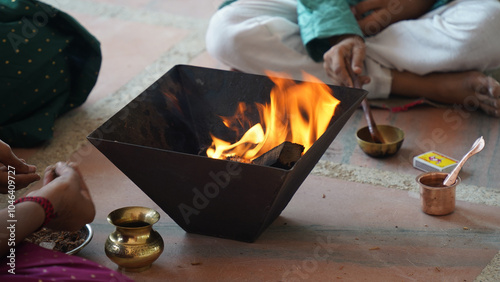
[391,70,500,117]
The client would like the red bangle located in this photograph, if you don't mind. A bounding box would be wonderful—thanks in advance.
[14,196,57,226]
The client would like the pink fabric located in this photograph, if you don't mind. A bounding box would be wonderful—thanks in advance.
[0,242,133,281]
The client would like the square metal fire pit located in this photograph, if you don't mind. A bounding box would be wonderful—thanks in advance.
[87,65,367,242]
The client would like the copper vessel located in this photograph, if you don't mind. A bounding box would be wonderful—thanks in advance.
[417,172,460,216]
[105,206,164,272]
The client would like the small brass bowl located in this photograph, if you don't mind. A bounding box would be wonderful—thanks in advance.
[356,125,404,158]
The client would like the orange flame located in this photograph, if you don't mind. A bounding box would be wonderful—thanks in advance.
[206,72,340,161]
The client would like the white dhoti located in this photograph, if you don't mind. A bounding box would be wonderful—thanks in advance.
[206,0,500,99]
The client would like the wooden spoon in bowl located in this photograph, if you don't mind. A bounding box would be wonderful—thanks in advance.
[345,58,385,144]
[360,99,385,144]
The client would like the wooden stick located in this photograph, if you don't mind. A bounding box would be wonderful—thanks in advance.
[360,99,385,144]
[345,57,385,144]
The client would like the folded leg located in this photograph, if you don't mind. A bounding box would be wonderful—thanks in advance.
[206,0,331,83]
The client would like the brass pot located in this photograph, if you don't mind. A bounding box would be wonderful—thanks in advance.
[105,206,164,272]
[417,172,460,216]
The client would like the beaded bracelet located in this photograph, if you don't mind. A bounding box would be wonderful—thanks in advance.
[14,196,56,226]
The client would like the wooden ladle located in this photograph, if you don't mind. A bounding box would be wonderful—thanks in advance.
[346,59,385,144]
[360,99,385,144]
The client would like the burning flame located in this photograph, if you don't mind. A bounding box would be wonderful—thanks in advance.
[206,72,340,161]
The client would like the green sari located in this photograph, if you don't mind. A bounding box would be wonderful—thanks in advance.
[0,0,101,147]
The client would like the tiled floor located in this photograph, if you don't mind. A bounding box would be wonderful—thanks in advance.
[8,0,500,281]
[72,147,500,281]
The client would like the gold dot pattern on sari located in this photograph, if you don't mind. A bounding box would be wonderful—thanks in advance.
[0,0,102,147]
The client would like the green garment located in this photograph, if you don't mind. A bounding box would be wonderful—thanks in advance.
[218,0,453,62]
[298,0,363,62]
[0,0,102,147]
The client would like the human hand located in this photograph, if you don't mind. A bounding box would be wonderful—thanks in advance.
[323,35,370,88]
[0,139,40,193]
[352,0,434,36]
[27,162,95,231]
[475,76,500,117]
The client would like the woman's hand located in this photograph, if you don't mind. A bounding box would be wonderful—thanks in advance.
[352,0,435,36]
[323,35,370,88]
[27,162,95,231]
[0,140,40,193]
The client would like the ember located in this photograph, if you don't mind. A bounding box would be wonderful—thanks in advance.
[206,72,340,163]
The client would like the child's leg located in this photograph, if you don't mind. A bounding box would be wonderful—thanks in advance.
[365,0,500,75]
[363,0,500,115]
[391,70,500,116]
[205,0,330,83]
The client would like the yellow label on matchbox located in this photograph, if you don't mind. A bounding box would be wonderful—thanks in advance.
[418,152,456,168]
[413,151,458,172]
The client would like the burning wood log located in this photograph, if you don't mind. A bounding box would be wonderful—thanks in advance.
[202,141,304,169]
[224,156,252,164]
[252,141,304,169]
